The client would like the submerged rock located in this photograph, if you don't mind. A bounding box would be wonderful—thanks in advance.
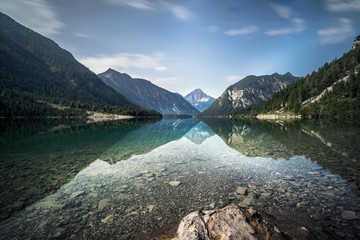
[172,203,284,240]
[236,186,247,195]
[341,210,358,220]
[168,181,181,187]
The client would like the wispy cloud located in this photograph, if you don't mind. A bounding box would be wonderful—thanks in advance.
[163,3,192,20]
[270,4,293,19]
[107,0,154,10]
[317,18,354,44]
[107,0,192,20]
[78,52,168,74]
[1,0,65,36]
[266,18,305,36]
[325,0,360,11]
[225,26,258,36]
[208,25,219,32]
[73,32,92,38]
[225,75,244,82]
[266,3,305,36]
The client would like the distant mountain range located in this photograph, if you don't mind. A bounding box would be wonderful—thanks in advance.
[99,69,199,115]
[0,12,159,117]
[184,89,215,112]
[202,73,298,116]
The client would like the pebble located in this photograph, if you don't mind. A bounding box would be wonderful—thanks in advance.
[168,181,181,187]
[147,205,155,213]
[101,214,114,224]
[98,199,109,210]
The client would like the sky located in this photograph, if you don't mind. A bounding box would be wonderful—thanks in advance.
[1,0,360,98]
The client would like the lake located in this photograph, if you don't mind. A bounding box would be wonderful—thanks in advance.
[0,118,359,239]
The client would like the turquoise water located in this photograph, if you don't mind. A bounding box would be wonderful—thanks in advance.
[0,118,359,239]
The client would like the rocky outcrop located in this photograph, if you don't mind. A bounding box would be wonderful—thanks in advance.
[352,35,360,50]
[98,69,199,115]
[201,73,298,116]
[172,203,284,240]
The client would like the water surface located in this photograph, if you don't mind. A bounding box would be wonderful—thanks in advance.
[0,118,359,239]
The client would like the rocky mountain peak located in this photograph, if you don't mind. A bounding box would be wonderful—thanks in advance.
[352,35,360,50]
[184,89,215,112]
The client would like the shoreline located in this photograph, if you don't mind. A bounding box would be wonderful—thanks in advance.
[256,113,301,120]
[86,111,135,122]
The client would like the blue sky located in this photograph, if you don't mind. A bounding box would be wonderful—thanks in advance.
[1,0,360,98]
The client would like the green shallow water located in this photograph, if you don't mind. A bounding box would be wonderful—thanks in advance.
[0,118,359,239]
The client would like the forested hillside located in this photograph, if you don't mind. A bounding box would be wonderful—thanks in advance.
[251,43,360,118]
[0,13,160,117]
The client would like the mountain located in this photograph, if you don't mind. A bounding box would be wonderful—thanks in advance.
[0,12,159,117]
[184,89,215,112]
[254,36,360,119]
[201,73,298,116]
[98,69,199,115]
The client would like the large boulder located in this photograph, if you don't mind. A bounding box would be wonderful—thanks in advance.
[172,203,284,240]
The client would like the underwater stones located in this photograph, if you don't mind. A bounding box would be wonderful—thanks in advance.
[98,199,109,210]
[208,203,215,209]
[243,197,256,206]
[117,193,131,200]
[341,211,358,220]
[260,192,271,198]
[101,214,114,224]
[147,205,155,213]
[169,181,181,187]
[236,187,247,195]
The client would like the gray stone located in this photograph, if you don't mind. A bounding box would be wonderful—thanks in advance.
[101,214,114,224]
[169,181,181,187]
[341,211,358,220]
[98,199,109,210]
[236,187,247,195]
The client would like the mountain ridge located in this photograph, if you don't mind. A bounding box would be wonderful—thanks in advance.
[98,68,199,115]
[201,72,298,116]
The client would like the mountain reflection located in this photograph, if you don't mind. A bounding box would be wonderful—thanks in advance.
[203,118,360,196]
[202,118,295,160]
[0,118,158,221]
[100,119,199,163]
[184,121,215,144]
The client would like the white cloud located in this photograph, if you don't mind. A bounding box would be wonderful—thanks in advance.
[225,75,244,82]
[78,52,168,74]
[270,3,293,19]
[317,18,354,44]
[107,0,154,10]
[225,26,259,36]
[208,25,219,32]
[162,3,192,20]
[1,0,65,36]
[107,0,192,20]
[325,0,360,11]
[266,4,305,36]
[265,18,305,36]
